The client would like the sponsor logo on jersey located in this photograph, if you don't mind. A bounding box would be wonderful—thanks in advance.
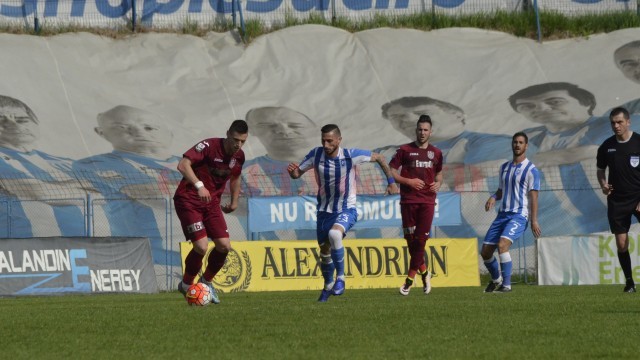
[608,148,616,152]
[214,158,223,162]
[631,156,639,168]
[187,221,204,233]
[195,141,209,152]
[409,152,419,156]
[414,160,433,168]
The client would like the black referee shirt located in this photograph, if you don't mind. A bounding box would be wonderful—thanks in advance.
[597,132,640,197]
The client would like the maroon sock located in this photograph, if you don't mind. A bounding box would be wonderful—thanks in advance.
[183,250,205,284]
[203,249,228,281]
[409,238,426,272]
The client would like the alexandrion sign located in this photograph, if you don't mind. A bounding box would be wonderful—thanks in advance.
[180,238,479,293]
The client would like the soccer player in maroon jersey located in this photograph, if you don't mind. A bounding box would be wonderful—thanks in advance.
[174,120,248,303]
[389,115,443,295]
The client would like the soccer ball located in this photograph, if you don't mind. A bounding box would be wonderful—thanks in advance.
[186,283,213,306]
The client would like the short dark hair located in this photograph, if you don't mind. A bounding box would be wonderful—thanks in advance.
[417,114,432,127]
[229,119,248,134]
[508,82,596,116]
[381,96,464,120]
[513,131,528,144]
[609,107,630,120]
[321,124,341,136]
[0,95,38,124]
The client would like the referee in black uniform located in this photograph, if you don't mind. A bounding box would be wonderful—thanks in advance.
[597,107,638,293]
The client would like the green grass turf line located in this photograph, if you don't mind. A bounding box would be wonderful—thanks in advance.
[1,285,639,359]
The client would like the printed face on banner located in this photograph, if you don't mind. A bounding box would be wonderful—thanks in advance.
[0,105,39,147]
[246,107,317,156]
[614,43,640,84]
[96,105,173,156]
[514,90,591,128]
[384,102,464,142]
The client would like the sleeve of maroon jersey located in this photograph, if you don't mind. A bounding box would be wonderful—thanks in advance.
[435,148,443,173]
[389,146,403,170]
[182,139,209,165]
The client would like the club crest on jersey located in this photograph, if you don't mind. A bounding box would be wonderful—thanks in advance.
[195,141,209,152]
[631,156,639,168]
[229,158,236,168]
[427,151,434,160]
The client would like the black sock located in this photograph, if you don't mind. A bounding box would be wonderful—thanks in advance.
[618,251,634,284]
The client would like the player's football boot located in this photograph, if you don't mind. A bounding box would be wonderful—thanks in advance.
[494,285,512,293]
[399,278,413,296]
[318,289,332,302]
[177,281,190,296]
[332,279,345,296]
[421,271,432,295]
[484,277,502,293]
[199,278,221,304]
[624,281,636,293]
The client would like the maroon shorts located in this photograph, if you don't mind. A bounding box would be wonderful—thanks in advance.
[400,203,435,242]
[174,196,229,241]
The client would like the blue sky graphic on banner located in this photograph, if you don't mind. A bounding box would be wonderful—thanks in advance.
[248,193,461,232]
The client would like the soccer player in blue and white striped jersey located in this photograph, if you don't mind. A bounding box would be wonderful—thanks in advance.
[287,124,399,302]
[481,131,542,293]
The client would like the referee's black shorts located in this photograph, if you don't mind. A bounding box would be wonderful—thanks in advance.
[608,194,640,234]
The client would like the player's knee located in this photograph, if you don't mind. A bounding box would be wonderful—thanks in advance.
[192,238,209,255]
[328,229,344,249]
[212,241,231,253]
[480,247,495,260]
[498,238,512,253]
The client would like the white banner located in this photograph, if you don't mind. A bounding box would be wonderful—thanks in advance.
[537,232,640,285]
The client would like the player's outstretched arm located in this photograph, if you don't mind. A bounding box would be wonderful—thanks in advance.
[287,163,304,179]
[370,152,399,194]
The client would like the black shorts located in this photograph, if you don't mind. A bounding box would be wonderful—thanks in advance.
[607,195,640,234]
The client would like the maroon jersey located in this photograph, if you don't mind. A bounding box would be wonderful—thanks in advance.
[174,138,245,201]
[389,142,443,204]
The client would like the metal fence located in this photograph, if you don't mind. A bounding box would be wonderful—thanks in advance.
[0,161,605,289]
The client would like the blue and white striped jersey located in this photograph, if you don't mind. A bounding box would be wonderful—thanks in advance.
[497,158,540,219]
[0,147,84,238]
[299,147,371,213]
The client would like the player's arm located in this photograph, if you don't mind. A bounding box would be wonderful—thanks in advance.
[370,152,399,194]
[429,170,443,193]
[596,168,612,195]
[287,163,308,179]
[177,157,211,203]
[529,189,541,238]
[484,189,502,211]
[390,167,426,191]
[222,173,241,213]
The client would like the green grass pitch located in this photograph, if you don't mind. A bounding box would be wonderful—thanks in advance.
[1,285,639,359]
